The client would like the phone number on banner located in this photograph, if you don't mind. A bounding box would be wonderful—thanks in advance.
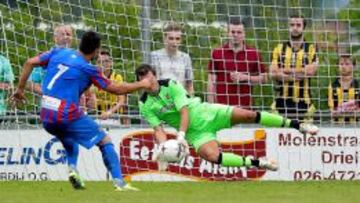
[293,170,360,180]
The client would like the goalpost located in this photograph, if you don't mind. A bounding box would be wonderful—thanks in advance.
[0,0,359,181]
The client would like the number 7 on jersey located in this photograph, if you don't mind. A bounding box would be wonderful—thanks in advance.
[47,64,69,90]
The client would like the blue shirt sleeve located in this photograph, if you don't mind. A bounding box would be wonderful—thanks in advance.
[37,47,58,67]
[82,64,110,89]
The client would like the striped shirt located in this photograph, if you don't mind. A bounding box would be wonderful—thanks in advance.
[271,41,318,104]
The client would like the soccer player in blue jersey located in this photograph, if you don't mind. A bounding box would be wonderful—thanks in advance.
[11,31,150,191]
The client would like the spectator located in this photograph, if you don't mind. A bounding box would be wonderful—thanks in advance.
[93,48,130,125]
[150,22,194,94]
[270,15,318,121]
[26,24,73,110]
[328,54,359,123]
[0,54,14,117]
[207,16,267,109]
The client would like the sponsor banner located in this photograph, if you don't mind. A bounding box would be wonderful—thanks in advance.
[0,130,69,181]
[0,129,124,181]
[264,128,360,181]
[120,129,267,181]
[1,127,360,181]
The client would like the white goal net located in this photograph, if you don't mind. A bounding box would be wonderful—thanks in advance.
[0,0,359,182]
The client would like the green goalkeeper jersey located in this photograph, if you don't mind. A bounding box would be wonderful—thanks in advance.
[139,79,201,129]
[139,79,234,150]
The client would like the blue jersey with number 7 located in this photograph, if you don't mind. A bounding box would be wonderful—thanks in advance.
[38,47,110,123]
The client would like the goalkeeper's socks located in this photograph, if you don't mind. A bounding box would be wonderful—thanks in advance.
[99,143,124,182]
[217,152,252,167]
[255,111,300,130]
[217,153,261,168]
[61,139,79,168]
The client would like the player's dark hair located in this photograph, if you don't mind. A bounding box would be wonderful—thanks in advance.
[290,14,307,29]
[135,64,157,81]
[79,31,101,55]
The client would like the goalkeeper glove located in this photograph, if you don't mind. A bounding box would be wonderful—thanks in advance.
[177,131,190,156]
[152,143,169,171]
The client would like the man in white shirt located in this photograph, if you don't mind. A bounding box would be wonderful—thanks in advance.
[150,22,194,94]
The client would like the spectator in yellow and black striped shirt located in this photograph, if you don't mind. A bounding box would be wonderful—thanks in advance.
[328,54,359,123]
[270,15,318,122]
[93,48,130,125]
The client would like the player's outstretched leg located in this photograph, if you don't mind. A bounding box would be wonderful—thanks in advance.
[97,135,139,192]
[230,108,318,135]
[60,137,84,190]
[198,140,278,171]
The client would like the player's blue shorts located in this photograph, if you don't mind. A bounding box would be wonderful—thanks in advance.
[43,115,106,149]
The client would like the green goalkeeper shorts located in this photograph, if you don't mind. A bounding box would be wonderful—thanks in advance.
[186,103,234,152]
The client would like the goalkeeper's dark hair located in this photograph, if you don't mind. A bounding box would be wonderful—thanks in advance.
[79,31,101,55]
[290,14,307,29]
[135,64,157,81]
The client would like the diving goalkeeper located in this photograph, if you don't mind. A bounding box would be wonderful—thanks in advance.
[136,64,318,171]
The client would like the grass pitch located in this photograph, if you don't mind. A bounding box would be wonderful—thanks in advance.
[0,181,359,203]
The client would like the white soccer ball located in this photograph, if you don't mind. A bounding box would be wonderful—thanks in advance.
[159,139,187,163]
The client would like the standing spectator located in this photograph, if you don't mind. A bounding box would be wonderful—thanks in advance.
[150,22,194,94]
[328,54,359,123]
[270,15,318,121]
[26,24,73,110]
[0,54,14,117]
[93,48,130,125]
[207,16,267,109]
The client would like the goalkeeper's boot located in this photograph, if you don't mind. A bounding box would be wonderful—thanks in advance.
[299,123,319,135]
[114,178,140,192]
[258,157,278,171]
[68,170,85,190]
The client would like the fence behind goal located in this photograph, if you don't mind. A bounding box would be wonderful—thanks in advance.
[0,0,359,181]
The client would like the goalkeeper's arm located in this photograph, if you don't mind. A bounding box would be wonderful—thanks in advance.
[152,125,169,171]
[153,105,190,144]
[154,125,167,143]
[178,106,189,135]
[177,106,190,154]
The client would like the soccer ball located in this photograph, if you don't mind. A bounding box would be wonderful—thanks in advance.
[158,139,187,163]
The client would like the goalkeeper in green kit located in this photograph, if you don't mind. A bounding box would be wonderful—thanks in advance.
[136,64,318,171]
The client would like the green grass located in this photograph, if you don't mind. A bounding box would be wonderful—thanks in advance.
[0,181,359,203]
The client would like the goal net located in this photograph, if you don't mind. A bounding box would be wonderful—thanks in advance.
[0,0,359,181]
